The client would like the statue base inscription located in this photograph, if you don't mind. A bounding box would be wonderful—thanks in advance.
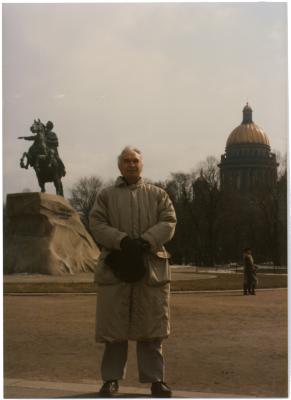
[5,192,100,275]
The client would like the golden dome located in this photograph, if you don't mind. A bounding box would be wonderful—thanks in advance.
[227,123,270,146]
[226,103,270,147]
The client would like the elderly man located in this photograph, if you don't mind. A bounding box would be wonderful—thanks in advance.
[89,146,177,397]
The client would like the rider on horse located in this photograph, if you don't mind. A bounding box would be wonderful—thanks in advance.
[19,119,66,176]
[18,119,66,196]
[44,121,66,176]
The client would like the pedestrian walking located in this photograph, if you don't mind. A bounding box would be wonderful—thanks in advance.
[243,247,258,295]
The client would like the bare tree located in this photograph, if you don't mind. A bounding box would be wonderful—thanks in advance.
[69,176,104,229]
[191,157,221,266]
[275,151,287,180]
[162,173,195,264]
[248,159,287,266]
[161,158,221,266]
[194,156,220,189]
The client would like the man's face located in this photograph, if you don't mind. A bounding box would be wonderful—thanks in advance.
[119,150,143,183]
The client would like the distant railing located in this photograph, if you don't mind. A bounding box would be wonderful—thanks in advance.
[171,264,287,274]
[229,264,287,274]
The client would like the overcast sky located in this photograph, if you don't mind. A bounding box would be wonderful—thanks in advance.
[2,2,288,198]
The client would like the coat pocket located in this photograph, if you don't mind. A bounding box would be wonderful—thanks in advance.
[145,251,171,286]
[94,250,121,285]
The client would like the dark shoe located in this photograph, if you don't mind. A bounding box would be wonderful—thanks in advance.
[99,380,119,397]
[151,381,172,397]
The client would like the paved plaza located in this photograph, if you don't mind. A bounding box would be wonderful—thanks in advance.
[3,286,287,398]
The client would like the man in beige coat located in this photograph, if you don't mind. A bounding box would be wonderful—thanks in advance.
[89,146,177,397]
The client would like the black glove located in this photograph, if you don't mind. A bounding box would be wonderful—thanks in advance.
[105,237,150,283]
[136,238,151,252]
[120,237,150,255]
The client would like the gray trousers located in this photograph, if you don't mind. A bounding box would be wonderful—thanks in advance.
[101,339,164,383]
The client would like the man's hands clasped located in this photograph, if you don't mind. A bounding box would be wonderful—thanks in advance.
[120,237,151,255]
[105,236,150,283]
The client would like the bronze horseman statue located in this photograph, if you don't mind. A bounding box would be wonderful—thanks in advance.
[19,119,66,196]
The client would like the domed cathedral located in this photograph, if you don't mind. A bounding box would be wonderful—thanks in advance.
[218,103,278,192]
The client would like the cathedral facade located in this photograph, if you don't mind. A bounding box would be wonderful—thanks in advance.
[218,104,278,192]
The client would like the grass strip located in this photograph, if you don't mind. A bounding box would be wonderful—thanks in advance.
[3,273,287,294]
[172,273,287,291]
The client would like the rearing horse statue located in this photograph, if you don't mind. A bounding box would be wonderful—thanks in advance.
[19,119,66,196]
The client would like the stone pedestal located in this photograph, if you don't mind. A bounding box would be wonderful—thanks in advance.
[5,193,100,275]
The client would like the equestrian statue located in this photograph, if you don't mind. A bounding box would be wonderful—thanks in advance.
[19,119,66,196]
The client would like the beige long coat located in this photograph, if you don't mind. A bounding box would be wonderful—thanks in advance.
[89,177,177,343]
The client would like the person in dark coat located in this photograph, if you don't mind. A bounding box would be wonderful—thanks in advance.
[243,248,258,295]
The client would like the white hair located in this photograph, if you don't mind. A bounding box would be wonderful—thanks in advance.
[117,146,143,168]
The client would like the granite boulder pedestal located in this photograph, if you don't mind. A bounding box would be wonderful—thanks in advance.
[5,193,100,275]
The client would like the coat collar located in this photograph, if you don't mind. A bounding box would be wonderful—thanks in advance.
[115,176,144,188]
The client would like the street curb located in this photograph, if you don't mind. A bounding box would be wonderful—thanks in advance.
[4,378,254,398]
[4,288,287,296]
